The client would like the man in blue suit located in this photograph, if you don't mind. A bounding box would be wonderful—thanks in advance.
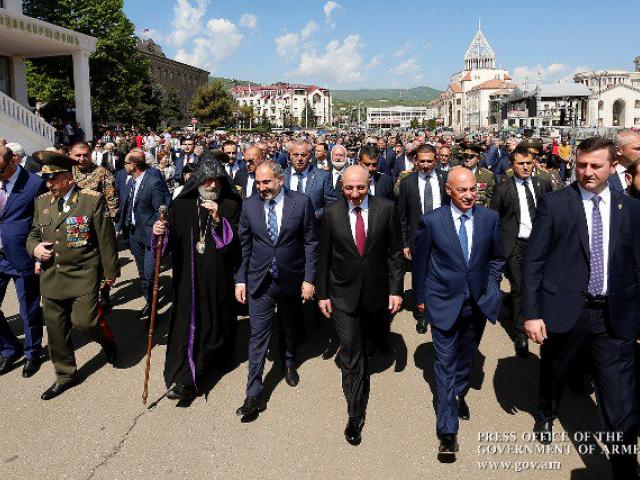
[284,140,336,219]
[173,135,199,182]
[413,167,505,459]
[522,137,640,478]
[0,146,46,377]
[235,160,318,418]
[118,150,171,317]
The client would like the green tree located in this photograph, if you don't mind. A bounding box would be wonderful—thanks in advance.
[238,104,254,128]
[189,81,235,128]
[133,78,164,129]
[410,118,420,128]
[24,0,149,125]
[162,87,184,126]
[300,100,317,128]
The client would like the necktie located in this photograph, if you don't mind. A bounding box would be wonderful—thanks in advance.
[295,172,305,193]
[267,199,279,278]
[523,179,537,221]
[587,195,604,295]
[423,174,433,213]
[124,179,135,229]
[458,214,469,263]
[57,197,65,213]
[354,207,366,256]
[0,181,7,216]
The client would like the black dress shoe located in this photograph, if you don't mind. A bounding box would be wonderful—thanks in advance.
[344,416,364,445]
[456,396,470,420]
[438,434,459,460]
[514,334,529,358]
[102,341,117,365]
[0,354,19,375]
[285,367,299,387]
[166,384,195,401]
[416,319,428,334]
[236,396,266,416]
[41,379,78,400]
[22,357,41,378]
[322,338,338,360]
[533,420,553,445]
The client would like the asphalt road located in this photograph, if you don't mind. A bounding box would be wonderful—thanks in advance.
[0,250,614,480]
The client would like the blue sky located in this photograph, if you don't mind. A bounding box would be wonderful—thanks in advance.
[124,0,640,90]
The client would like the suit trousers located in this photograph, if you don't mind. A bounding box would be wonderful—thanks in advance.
[431,301,486,436]
[333,306,389,418]
[0,256,43,359]
[42,290,114,383]
[246,275,300,397]
[505,238,527,334]
[129,225,155,304]
[538,304,637,478]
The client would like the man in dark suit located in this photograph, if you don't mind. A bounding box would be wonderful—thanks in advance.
[329,144,348,197]
[173,135,199,182]
[398,144,448,334]
[522,137,640,478]
[317,165,403,445]
[610,129,640,193]
[118,150,171,316]
[490,145,552,357]
[0,146,45,377]
[234,145,264,199]
[391,143,412,181]
[359,145,394,201]
[235,161,318,417]
[437,145,454,173]
[6,143,41,174]
[284,140,336,219]
[222,140,245,180]
[413,167,505,459]
[100,143,122,173]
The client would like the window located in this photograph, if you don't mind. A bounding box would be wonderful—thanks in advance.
[635,118,640,126]
[598,100,604,110]
[635,100,640,109]
[0,56,10,96]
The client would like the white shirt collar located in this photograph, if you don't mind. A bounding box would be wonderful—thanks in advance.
[451,202,473,220]
[419,170,434,179]
[615,164,627,174]
[62,186,77,205]
[514,175,531,185]
[348,195,369,212]
[578,184,610,205]
[134,171,146,184]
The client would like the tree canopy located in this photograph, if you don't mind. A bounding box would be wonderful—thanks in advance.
[189,81,236,128]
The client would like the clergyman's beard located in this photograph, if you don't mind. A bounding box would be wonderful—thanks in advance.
[198,185,220,201]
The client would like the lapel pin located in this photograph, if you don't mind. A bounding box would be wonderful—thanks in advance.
[618,204,623,210]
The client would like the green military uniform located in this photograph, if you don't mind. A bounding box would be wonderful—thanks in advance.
[474,166,495,207]
[394,167,415,196]
[27,152,120,384]
[508,138,564,191]
[73,164,118,218]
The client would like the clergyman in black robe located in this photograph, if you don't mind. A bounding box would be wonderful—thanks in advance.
[153,151,241,401]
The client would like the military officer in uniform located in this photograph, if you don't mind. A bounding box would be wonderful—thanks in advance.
[461,143,495,207]
[27,152,120,400]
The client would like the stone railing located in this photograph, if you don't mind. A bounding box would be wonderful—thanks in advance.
[0,91,56,144]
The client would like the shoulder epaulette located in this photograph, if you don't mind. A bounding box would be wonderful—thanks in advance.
[80,189,101,197]
[37,191,52,200]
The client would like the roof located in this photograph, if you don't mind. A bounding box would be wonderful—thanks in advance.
[464,28,495,61]
[448,82,463,94]
[470,79,516,91]
[461,72,471,81]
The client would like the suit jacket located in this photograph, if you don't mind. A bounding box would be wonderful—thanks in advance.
[101,152,123,173]
[489,176,552,257]
[118,170,171,247]
[284,165,336,218]
[391,154,413,181]
[412,205,505,331]
[316,196,403,313]
[371,173,395,201]
[235,189,318,296]
[173,152,199,182]
[398,170,449,251]
[522,183,640,340]
[0,166,46,274]
[22,156,41,174]
[233,168,257,199]
[608,173,625,193]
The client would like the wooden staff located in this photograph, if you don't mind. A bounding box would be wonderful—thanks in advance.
[142,204,168,405]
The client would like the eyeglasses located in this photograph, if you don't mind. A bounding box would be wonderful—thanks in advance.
[291,153,308,157]
[463,154,479,159]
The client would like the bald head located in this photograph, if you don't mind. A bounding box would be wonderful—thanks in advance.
[615,129,640,167]
[445,166,477,212]
[244,145,265,173]
[342,165,369,206]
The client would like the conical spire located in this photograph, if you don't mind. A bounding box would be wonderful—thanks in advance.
[464,26,496,71]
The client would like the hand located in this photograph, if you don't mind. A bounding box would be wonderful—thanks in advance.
[235,284,246,304]
[318,299,333,319]
[417,303,425,314]
[388,295,403,315]
[301,281,315,302]
[524,319,547,345]
[403,247,412,260]
[152,220,167,236]
[201,200,219,222]
[34,242,53,261]
[104,278,116,287]
[34,262,41,275]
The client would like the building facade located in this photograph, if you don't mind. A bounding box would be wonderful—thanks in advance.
[0,0,97,152]
[231,82,332,128]
[136,38,209,122]
[574,62,640,128]
[366,106,429,129]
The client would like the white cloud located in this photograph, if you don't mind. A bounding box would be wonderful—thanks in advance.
[275,32,299,57]
[239,13,258,29]
[323,1,342,20]
[301,20,318,40]
[394,41,413,58]
[174,18,243,73]
[289,34,367,85]
[392,57,420,76]
[168,0,209,47]
[511,63,591,88]
[366,54,383,70]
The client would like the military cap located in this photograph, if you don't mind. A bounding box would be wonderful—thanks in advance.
[460,142,483,155]
[518,137,543,155]
[32,150,77,179]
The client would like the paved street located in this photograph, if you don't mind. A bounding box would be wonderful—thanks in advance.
[0,250,613,480]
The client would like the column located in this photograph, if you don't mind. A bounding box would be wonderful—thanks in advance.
[11,57,29,107]
[72,51,93,141]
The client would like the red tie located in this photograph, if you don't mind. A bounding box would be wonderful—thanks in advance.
[354,206,366,256]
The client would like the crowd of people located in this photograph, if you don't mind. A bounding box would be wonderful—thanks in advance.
[0,127,640,477]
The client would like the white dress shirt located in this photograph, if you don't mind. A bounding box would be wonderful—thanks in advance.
[246,172,255,197]
[403,156,414,171]
[451,203,474,259]
[579,185,611,294]
[348,196,369,241]
[418,171,442,213]
[332,168,342,188]
[615,163,627,189]
[225,162,240,179]
[131,171,146,226]
[369,178,376,196]
[290,167,309,192]
[514,176,536,239]
[263,188,285,234]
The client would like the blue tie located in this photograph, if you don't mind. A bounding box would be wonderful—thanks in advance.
[295,172,305,193]
[267,200,279,278]
[587,195,604,295]
[458,213,469,263]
